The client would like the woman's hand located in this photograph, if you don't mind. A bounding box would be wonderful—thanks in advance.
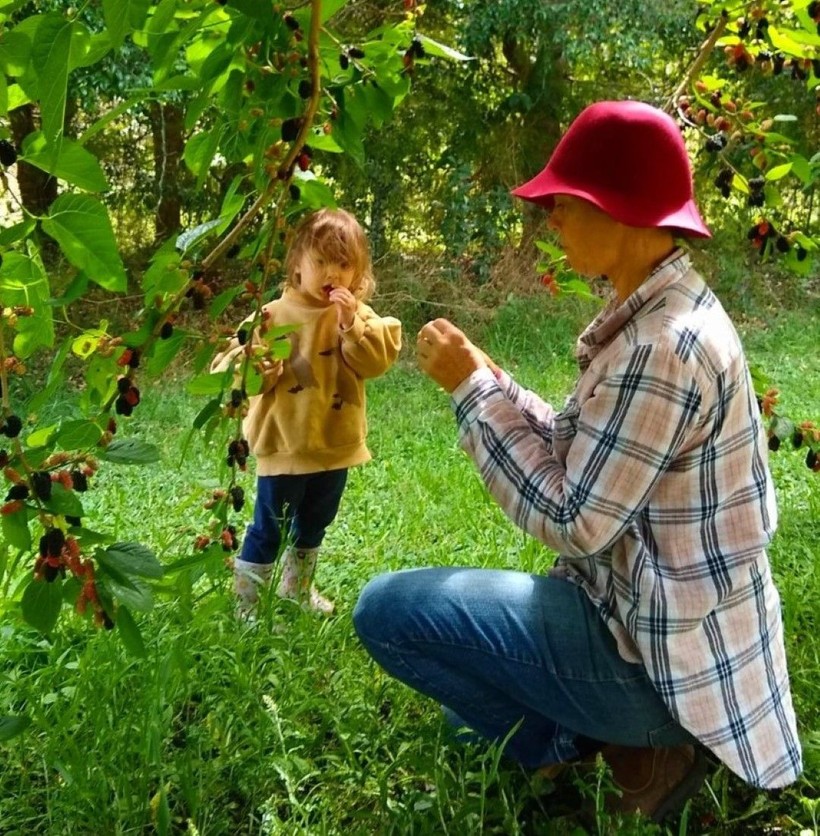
[416,318,488,393]
[329,286,357,331]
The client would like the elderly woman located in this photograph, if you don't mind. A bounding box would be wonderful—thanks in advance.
[353,101,801,821]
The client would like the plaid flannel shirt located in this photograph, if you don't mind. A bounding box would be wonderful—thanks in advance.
[451,250,801,788]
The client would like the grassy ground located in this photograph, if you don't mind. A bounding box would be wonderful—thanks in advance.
[0,287,818,835]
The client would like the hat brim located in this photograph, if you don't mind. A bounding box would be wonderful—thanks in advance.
[511,171,712,239]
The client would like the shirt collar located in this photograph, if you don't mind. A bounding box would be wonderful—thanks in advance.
[575,248,691,367]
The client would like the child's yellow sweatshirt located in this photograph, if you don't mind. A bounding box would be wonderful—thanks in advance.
[212,288,402,475]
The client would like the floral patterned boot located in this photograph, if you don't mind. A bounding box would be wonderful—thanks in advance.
[276,547,334,616]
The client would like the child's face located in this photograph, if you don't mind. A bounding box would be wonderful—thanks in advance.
[296,247,357,303]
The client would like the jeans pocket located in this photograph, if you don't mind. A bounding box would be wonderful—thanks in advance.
[647,718,697,748]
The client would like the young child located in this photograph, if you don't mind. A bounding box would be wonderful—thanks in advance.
[212,208,402,617]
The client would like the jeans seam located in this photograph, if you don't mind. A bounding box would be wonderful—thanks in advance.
[397,633,649,686]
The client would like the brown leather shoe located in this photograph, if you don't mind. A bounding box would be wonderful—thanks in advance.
[601,743,708,823]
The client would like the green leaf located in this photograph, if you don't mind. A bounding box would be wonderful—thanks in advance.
[415,34,474,62]
[0,715,31,743]
[0,29,32,76]
[22,133,108,192]
[21,578,63,634]
[765,162,793,181]
[193,397,222,430]
[44,483,84,519]
[42,194,127,292]
[147,329,186,376]
[2,507,31,551]
[116,606,147,658]
[95,564,153,612]
[187,371,229,396]
[175,218,221,254]
[102,0,130,47]
[25,423,58,448]
[208,285,242,319]
[102,542,163,579]
[28,337,72,414]
[0,217,36,248]
[99,438,160,465]
[57,419,102,450]
[31,14,72,142]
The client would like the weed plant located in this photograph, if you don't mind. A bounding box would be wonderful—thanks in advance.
[0,291,817,835]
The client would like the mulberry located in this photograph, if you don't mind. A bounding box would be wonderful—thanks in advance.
[39,528,65,557]
[71,470,89,492]
[31,471,53,501]
[5,483,29,501]
[1,414,22,438]
[230,485,245,512]
[281,118,302,142]
[0,139,17,167]
[160,322,174,340]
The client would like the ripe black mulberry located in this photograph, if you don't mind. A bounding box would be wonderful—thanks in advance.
[0,139,17,167]
[31,471,53,501]
[1,414,22,438]
[230,485,245,512]
[281,118,302,142]
[6,483,29,501]
[71,470,89,492]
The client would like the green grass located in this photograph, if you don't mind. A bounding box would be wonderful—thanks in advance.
[0,291,818,835]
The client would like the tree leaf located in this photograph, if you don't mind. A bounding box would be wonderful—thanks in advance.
[193,397,222,430]
[147,329,186,376]
[99,438,160,465]
[187,371,229,396]
[95,564,153,612]
[2,507,31,551]
[415,34,474,62]
[41,194,127,292]
[102,542,163,579]
[22,133,108,192]
[43,483,85,519]
[116,606,147,658]
[175,218,222,254]
[21,578,64,634]
[0,715,31,743]
[31,13,72,142]
[57,419,103,450]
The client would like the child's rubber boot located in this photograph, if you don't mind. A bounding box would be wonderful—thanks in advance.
[276,547,334,616]
[234,558,274,621]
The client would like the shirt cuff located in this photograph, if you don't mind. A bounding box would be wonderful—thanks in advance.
[450,367,505,426]
[340,315,365,342]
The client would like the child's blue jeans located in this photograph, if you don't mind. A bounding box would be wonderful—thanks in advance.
[240,469,348,565]
[353,567,695,769]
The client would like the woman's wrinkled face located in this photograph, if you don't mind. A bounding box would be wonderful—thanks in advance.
[546,195,626,278]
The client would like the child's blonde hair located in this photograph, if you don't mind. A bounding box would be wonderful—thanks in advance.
[285,208,375,301]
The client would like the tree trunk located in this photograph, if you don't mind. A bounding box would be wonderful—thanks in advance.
[8,104,58,216]
[150,101,184,243]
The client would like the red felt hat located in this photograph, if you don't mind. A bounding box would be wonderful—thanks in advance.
[512,100,711,238]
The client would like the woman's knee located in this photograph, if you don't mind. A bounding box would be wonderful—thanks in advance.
[353,572,400,642]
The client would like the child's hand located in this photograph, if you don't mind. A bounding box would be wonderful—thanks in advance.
[257,357,284,393]
[328,286,357,331]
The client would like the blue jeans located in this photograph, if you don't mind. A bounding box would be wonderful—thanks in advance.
[240,469,348,565]
[353,568,695,769]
